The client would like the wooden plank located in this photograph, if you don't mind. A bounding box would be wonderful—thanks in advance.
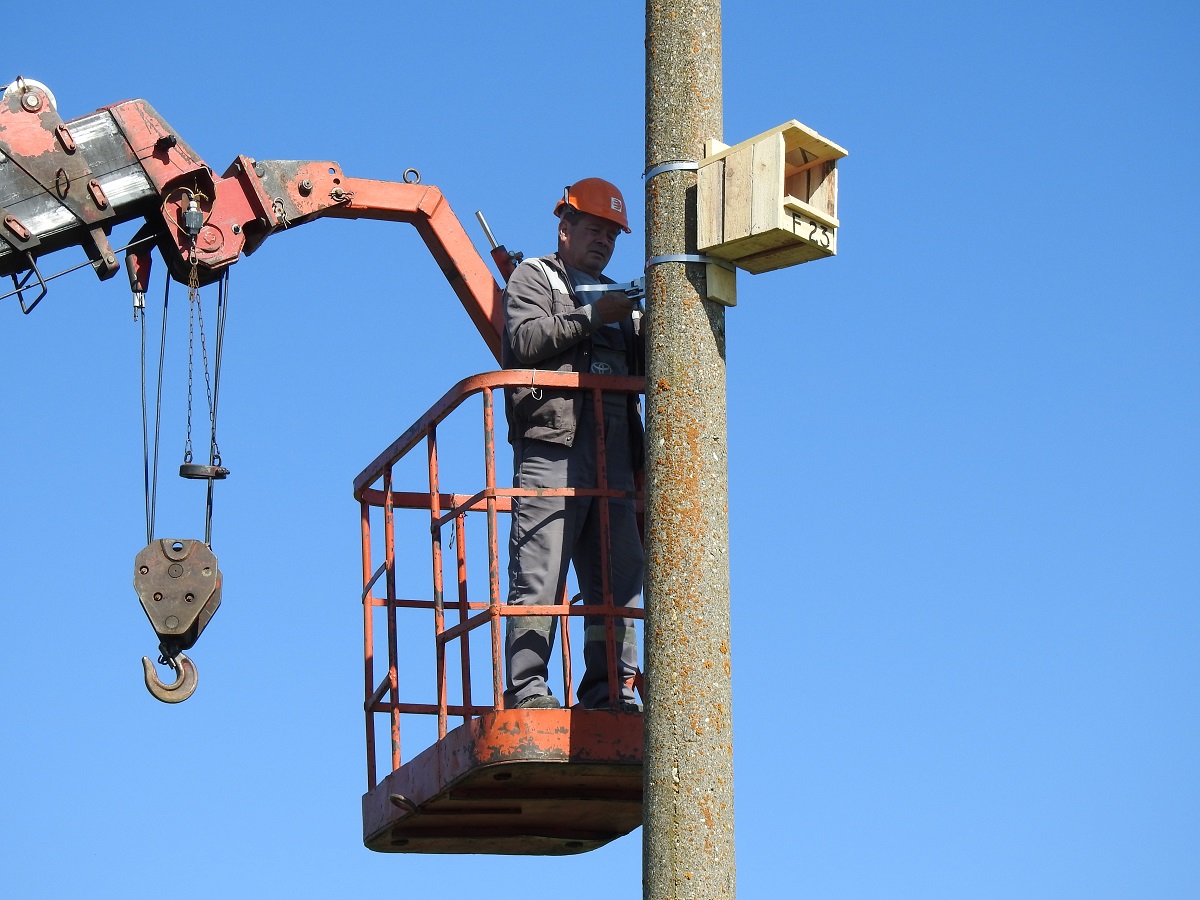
[791,161,837,222]
[733,241,827,274]
[783,196,839,230]
[782,146,816,205]
[722,145,754,243]
[696,157,725,251]
[785,207,837,256]
[820,160,840,220]
[783,151,832,179]
[787,130,847,159]
[704,228,793,262]
[702,120,847,167]
[707,217,836,274]
[705,262,737,306]
[750,132,784,237]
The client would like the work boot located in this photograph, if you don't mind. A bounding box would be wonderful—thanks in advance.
[578,699,642,713]
[514,694,562,710]
[600,700,643,713]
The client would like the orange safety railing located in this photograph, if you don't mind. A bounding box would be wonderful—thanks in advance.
[352,370,646,790]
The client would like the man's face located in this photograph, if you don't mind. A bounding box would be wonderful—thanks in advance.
[558,212,621,277]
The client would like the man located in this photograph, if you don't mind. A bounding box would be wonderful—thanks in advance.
[502,177,644,711]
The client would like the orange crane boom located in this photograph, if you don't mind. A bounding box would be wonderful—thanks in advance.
[0,79,504,359]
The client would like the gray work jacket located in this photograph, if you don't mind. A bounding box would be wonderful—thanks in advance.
[502,252,643,450]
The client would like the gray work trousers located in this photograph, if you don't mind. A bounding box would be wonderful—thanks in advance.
[504,407,643,708]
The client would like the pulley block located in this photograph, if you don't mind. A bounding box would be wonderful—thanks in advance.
[133,538,222,657]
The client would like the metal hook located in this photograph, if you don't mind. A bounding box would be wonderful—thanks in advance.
[141,653,199,703]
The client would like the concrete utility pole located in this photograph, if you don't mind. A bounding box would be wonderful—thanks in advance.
[643,2,735,898]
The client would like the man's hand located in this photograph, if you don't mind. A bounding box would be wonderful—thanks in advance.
[594,291,637,324]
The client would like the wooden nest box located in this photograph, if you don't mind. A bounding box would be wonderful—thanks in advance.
[698,120,847,275]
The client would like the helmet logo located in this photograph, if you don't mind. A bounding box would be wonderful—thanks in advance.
[611,197,623,213]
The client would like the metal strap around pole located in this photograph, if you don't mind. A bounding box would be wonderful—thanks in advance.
[645,253,735,272]
[572,280,645,296]
[643,160,699,182]
[643,163,735,278]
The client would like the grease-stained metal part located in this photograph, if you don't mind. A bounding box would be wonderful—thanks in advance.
[87,179,110,210]
[0,87,505,360]
[54,123,76,153]
[0,93,206,281]
[2,213,32,243]
[133,539,222,702]
[0,83,119,273]
[644,1,737,897]
[141,652,198,703]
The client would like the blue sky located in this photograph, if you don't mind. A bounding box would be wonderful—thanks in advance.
[1,1,1196,897]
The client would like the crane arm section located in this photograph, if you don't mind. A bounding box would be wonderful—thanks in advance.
[0,82,503,360]
[317,176,504,361]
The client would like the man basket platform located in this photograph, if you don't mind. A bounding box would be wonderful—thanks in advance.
[353,370,646,855]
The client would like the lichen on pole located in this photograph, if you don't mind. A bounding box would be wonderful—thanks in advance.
[643,2,736,897]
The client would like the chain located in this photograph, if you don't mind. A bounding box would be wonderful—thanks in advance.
[183,241,198,464]
[193,280,220,465]
[182,239,220,467]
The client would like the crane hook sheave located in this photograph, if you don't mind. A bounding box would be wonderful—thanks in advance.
[2,77,58,111]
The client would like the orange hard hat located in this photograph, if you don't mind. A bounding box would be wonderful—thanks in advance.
[554,177,631,233]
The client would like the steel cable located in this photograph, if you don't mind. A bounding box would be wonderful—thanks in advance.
[140,273,171,544]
